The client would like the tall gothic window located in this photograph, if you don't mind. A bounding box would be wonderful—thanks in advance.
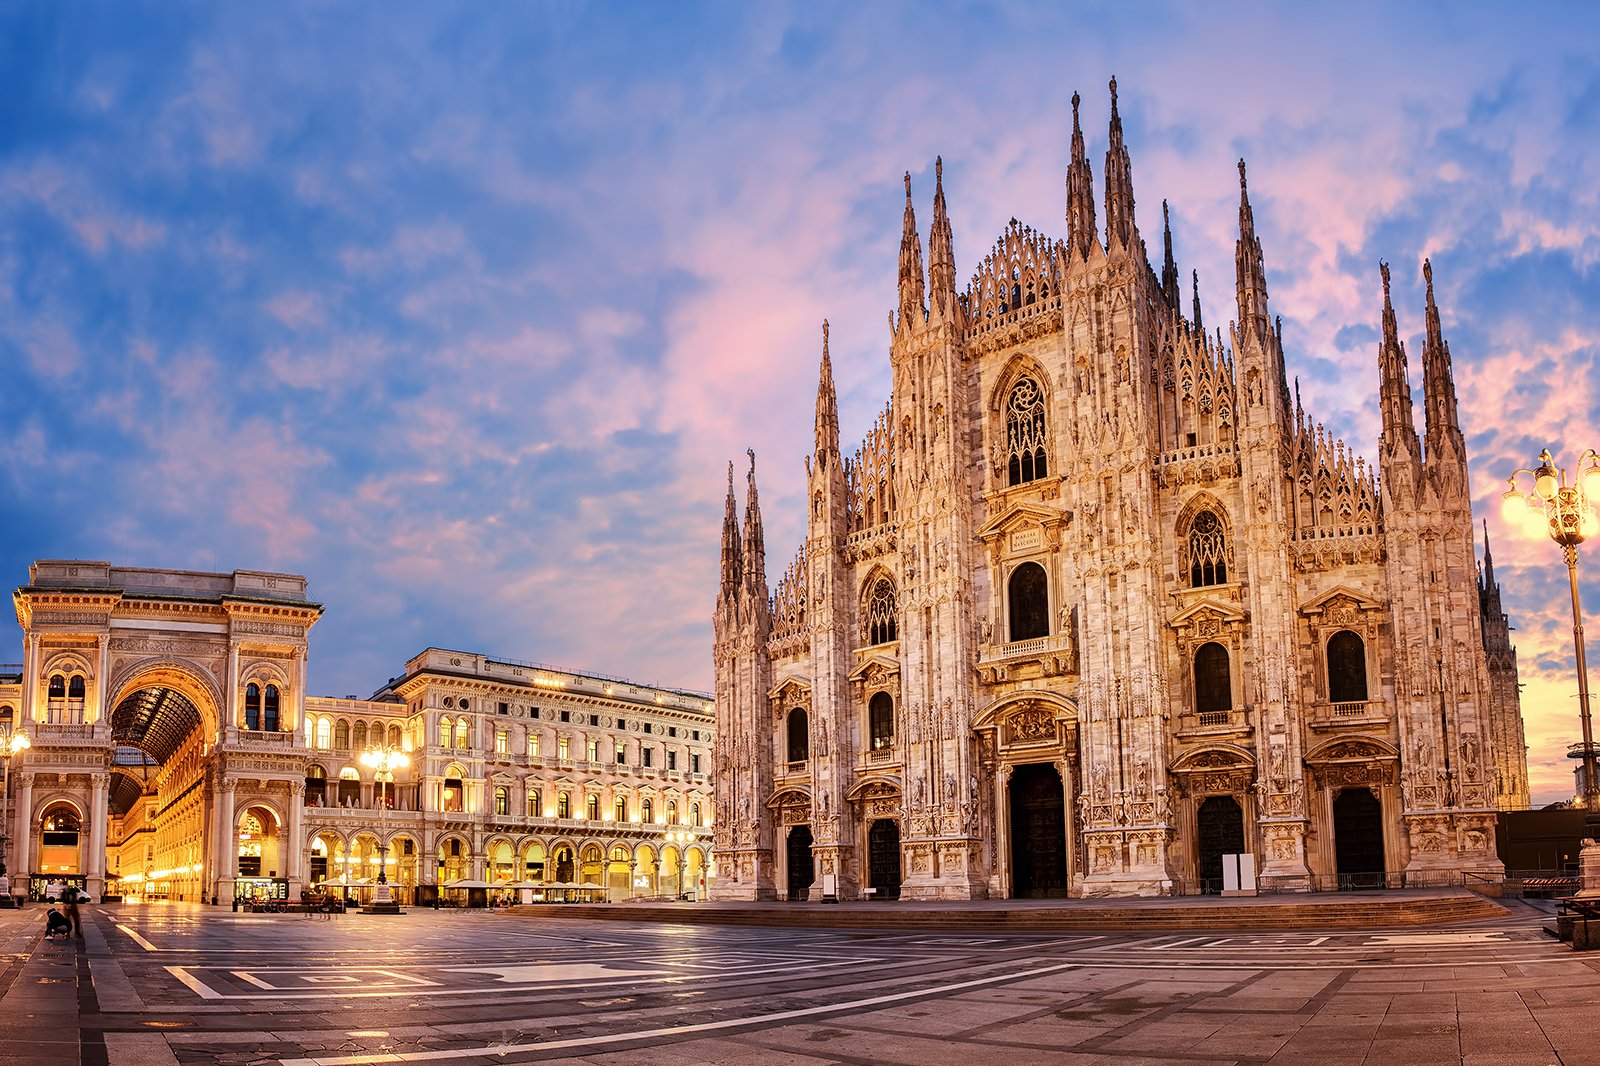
[1005,377,1048,486]
[1327,631,1369,703]
[1008,562,1050,642]
[787,708,809,763]
[1188,510,1229,587]
[866,579,898,645]
[869,692,895,750]
[1194,642,1232,713]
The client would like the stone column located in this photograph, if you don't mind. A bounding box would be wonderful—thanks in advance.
[11,772,33,896]
[215,780,236,904]
[286,783,306,892]
[87,772,109,897]
[1058,757,1076,890]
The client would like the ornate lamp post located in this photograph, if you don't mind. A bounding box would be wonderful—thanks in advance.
[1503,447,1600,820]
[0,732,31,900]
[358,745,409,913]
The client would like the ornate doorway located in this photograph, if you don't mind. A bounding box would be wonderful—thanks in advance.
[785,825,814,901]
[1008,763,1066,898]
[1332,787,1385,889]
[1195,795,1244,894]
[867,819,901,899]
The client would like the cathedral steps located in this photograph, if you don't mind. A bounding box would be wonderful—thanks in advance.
[507,889,1506,931]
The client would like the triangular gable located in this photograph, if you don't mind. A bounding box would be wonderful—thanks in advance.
[1299,585,1385,617]
[768,675,813,701]
[976,501,1071,543]
[1168,598,1248,629]
[847,655,900,684]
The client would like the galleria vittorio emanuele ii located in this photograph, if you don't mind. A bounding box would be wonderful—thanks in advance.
[0,562,714,907]
[711,82,1531,901]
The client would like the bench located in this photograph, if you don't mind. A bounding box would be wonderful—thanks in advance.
[1557,897,1600,950]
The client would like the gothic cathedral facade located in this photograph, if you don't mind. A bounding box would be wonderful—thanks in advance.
[711,82,1529,900]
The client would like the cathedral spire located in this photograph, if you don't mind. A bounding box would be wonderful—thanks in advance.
[1420,257,1463,448]
[1191,269,1204,335]
[1234,158,1270,340]
[742,449,768,603]
[897,172,926,327]
[1377,260,1422,471]
[1065,91,1099,261]
[1160,200,1179,311]
[928,156,959,323]
[719,461,742,600]
[814,320,839,460]
[1103,76,1137,252]
[1481,519,1497,590]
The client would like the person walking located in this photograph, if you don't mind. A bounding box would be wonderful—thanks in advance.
[62,886,85,940]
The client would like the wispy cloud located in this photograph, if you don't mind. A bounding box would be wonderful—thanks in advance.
[0,2,1596,803]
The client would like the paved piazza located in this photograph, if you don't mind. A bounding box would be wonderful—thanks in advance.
[0,901,1596,1066]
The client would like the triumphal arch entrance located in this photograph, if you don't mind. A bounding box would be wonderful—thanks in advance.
[7,561,319,903]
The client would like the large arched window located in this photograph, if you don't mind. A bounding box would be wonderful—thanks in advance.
[67,675,85,700]
[642,798,653,823]
[48,675,65,699]
[869,692,895,751]
[1005,376,1048,486]
[1008,562,1050,642]
[1194,642,1232,713]
[337,767,361,806]
[353,721,368,752]
[304,765,326,806]
[866,579,898,645]
[315,716,332,749]
[443,768,464,812]
[454,719,470,750]
[494,786,509,816]
[264,685,280,732]
[245,683,262,731]
[1327,631,1369,704]
[1188,510,1229,587]
[438,715,453,747]
[587,794,600,821]
[787,708,809,763]
[692,802,703,827]
[334,720,351,749]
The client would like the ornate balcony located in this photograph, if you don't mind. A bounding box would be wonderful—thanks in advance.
[1309,699,1389,732]
[975,632,1076,683]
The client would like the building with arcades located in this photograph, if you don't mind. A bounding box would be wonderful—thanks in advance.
[711,81,1529,902]
[1,560,713,906]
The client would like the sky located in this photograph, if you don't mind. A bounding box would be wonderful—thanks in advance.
[1,2,1597,806]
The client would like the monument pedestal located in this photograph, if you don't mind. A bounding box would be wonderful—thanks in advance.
[361,881,403,915]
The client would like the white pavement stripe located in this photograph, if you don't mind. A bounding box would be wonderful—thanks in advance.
[115,923,159,952]
[274,960,1080,1066]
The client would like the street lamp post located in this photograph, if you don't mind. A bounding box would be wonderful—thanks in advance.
[0,732,32,902]
[1503,447,1600,824]
[358,745,410,914]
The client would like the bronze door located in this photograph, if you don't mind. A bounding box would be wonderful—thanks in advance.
[1009,763,1067,898]
[867,819,902,899]
[1333,788,1385,889]
[786,825,814,901]
[1195,795,1244,894]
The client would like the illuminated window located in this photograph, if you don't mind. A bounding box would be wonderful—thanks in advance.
[557,792,571,819]
[495,729,508,755]
[558,736,570,762]
[494,787,509,816]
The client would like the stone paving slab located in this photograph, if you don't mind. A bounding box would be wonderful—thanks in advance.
[0,898,1592,1065]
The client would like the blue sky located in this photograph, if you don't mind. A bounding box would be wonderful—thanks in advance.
[2,3,1597,803]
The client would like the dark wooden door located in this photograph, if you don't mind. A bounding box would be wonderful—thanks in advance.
[1009,763,1067,898]
[786,825,814,901]
[1333,788,1385,889]
[1196,795,1245,894]
[867,819,902,899]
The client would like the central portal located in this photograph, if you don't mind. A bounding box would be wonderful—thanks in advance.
[1332,787,1385,889]
[786,825,814,901]
[1008,762,1067,898]
[1195,795,1244,894]
[866,819,902,899]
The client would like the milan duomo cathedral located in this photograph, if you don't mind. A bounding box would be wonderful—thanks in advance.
[711,82,1530,900]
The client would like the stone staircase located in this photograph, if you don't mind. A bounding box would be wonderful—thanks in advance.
[508,889,1506,931]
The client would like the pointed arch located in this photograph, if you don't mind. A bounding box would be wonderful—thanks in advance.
[861,567,899,646]
[1176,492,1233,588]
